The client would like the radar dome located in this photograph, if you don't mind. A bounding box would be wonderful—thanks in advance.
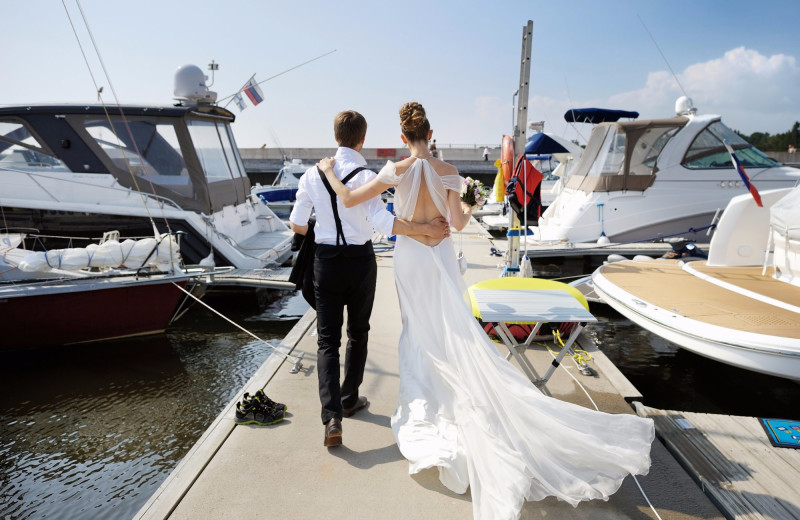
[675,96,697,116]
[174,64,217,105]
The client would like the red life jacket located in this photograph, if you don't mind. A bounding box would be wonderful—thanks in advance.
[505,153,543,225]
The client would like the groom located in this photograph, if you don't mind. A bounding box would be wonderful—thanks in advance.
[289,110,449,447]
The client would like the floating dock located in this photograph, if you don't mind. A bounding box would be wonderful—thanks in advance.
[136,219,731,520]
[636,404,800,519]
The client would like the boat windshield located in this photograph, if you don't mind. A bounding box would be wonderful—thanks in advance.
[565,117,687,192]
[583,124,681,178]
[187,120,248,184]
[0,120,70,172]
[83,118,195,198]
[274,169,304,186]
[682,121,779,169]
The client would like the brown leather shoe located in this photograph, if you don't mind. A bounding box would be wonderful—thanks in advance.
[323,418,342,447]
[342,396,369,418]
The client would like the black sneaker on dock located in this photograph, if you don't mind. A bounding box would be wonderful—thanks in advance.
[243,389,287,412]
[234,400,285,426]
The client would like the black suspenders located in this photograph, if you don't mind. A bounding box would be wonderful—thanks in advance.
[318,166,367,246]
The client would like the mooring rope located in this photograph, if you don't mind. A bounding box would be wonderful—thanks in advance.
[170,280,301,364]
[540,337,664,520]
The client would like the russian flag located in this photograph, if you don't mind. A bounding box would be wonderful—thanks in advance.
[243,77,264,106]
[723,139,762,207]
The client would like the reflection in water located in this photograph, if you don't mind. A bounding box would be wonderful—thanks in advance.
[0,292,306,520]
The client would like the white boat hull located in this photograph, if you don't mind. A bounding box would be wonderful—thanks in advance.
[593,268,800,381]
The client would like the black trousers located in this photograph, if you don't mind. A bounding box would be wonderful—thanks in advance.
[313,243,377,424]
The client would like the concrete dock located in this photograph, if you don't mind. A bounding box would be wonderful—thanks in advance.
[135,219,724,520]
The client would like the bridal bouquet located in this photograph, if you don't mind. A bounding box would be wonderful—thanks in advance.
[461,177,490,209]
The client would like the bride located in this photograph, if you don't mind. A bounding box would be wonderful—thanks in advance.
[316,102,654,520]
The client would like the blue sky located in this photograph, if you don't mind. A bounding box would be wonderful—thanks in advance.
[2,1,798,149]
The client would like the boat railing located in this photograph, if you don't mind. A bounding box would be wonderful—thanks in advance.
[0,165,184,211]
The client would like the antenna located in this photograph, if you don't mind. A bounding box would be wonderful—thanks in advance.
[207,60,219,87]
[637,14,689,99]
[219,49,337,107]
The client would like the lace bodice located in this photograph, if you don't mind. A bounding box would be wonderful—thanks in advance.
[375,159,462,221]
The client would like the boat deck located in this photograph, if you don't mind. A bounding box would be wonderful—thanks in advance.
[597,260,800,338]
[134,220,725,520]
[636,404,800,519]
[193,266,296,290]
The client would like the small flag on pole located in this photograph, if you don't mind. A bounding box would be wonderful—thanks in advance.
[233,93,246,111]
[723,139,763,207]
[243,77,264,106]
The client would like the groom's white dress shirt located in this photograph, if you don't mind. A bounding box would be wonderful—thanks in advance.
[289,147,395,246]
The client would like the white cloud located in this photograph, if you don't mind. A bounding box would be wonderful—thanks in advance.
[608,47,800,134]
[528,47,799,146]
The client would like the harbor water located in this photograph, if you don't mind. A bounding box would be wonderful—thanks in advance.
[0,291,306,520]
[1,287,798,519]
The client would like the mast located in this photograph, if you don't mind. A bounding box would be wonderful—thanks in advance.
[514,20,533,155]
[507,20,533,271]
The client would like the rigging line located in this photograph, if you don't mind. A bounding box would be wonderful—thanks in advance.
[67,0,172,235]
[73,0,168,231]
[637,14,689,99]
[219,49,338,107]
[62,0,163,231]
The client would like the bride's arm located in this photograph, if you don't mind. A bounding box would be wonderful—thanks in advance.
[316,158,391,208]
[447,189,472,231]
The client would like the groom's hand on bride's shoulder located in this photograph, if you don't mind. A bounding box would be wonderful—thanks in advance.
[425,217,450,239]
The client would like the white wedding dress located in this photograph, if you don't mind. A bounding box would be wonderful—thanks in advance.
[376,158,655,520]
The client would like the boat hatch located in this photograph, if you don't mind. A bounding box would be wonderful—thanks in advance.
[565,117,687,193]
[682,120,780,170]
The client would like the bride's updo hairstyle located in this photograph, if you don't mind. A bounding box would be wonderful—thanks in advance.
[399,102,430,143]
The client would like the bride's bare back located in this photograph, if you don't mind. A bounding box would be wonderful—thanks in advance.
[394,156,464,246]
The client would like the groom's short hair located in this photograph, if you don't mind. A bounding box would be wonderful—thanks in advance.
[334,110,367,149]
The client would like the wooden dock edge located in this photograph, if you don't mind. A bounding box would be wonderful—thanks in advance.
[133,309,317,520]
[633,403,800,520]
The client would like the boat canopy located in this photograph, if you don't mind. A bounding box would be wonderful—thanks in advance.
[563,108,640,124]
[525,132,583,158]
[565,117,688,192]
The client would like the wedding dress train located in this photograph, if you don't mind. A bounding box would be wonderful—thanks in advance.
[378,159,654,520]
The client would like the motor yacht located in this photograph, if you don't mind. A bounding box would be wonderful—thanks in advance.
[536,97,800,244]
[0,65,293,269]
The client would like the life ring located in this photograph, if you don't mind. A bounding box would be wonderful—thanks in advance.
[501,135,514,184]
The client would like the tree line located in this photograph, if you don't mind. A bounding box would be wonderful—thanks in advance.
[737,122,799,152]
